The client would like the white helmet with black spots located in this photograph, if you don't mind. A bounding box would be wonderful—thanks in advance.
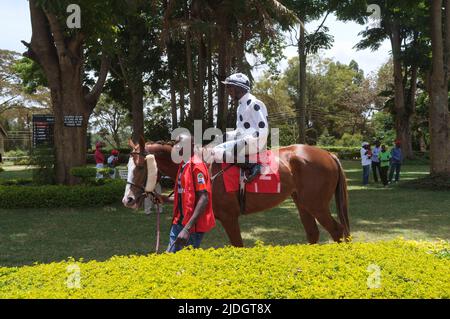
[222,73,251,92]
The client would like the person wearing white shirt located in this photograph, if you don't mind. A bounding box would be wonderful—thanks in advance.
[371,141,381,183]
[361,142,372,186]
[212,73,269,183]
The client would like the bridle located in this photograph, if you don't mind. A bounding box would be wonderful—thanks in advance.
[127,151,152,200]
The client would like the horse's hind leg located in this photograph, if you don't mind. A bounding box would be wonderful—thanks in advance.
[219,213,244,247]
[314,210,345,243]
[292,193,319,244]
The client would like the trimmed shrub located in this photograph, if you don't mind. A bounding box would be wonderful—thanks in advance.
[70,166,97,184]
[0,240,448,298]
[4,150,29,158]
[13,158,32,166]
[30,146,55,185]
[0,178,33,186]
[0,180,126,209]
[320,146,360,160]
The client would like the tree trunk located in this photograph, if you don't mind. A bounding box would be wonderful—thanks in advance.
[26,0,109,185]
[130,84,144,142]
[168,42,178,129]
[391,23,414,159]
[217,26,228,132]
[207,35,214,127]
[195,36,206,122]
[51,74,89,185]
[185,31,196,121]
[429,0,450,175]
[179,80,186,124]
[297,21,307,144]
[170,76,178,129]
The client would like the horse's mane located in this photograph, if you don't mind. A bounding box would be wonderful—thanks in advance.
[145,140,174,157]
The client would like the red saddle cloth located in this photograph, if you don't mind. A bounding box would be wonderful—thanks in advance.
[222,150,281,193]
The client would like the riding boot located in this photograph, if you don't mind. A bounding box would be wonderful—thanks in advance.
[244,163,261,183]
[236,161,261,184]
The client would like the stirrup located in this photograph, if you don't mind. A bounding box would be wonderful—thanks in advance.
[244,164,261,184]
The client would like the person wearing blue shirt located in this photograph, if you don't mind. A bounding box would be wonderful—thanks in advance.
[389,140,403,183]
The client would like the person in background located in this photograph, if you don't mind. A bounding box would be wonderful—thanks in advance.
[389,140,403,183]
[107,149,120,179]
[379,144,391,187]
[360,142,372,186]
[95,142,105,179]
[371,141,381,183]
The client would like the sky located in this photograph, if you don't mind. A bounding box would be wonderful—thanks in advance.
[0,1,391,79]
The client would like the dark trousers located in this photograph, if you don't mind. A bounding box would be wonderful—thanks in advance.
[389,163,401,182]
[380,166,389,186]
[362,165,370,185]
[372,161,381,182]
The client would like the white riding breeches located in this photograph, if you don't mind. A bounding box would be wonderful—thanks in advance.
[212,135,266,163]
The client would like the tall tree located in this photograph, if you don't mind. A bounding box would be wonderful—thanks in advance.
[283,0,334,144]
[338,0,429,159]
[22,0,121,184]
[0,51,50,113]
[429,0,450,174]
[107,0,165,141]
[90,95,130,149]
[163,0,298,131]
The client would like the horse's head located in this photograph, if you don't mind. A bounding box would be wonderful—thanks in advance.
[122,137,149,209]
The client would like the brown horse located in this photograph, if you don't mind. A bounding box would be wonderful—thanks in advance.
[124,139,350,246]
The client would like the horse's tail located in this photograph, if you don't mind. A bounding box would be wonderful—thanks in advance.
[331,154,350,239]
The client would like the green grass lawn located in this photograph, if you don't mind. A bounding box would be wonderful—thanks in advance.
[0,161,449,267]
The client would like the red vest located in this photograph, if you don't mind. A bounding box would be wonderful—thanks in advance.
[172,157,215,233]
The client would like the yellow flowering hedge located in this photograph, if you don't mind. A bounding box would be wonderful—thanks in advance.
[0,239,449,299]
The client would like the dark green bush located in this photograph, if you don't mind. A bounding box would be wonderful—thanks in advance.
[0,180,126,209]
[320,146,360,160]
[0,178,34,186]
[70,166,96,180]
[13,158,32,165]
[4,150,29,158]
[30,146,55,185]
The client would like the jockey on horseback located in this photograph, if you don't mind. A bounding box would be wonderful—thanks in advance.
[212,73,269,183]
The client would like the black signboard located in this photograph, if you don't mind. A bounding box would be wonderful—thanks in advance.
[64,115,83,127]
[32,114,55,147]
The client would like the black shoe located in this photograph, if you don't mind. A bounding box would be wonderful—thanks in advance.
[244,164,261,183]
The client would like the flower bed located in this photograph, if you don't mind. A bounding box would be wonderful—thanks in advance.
[0,239,448,299]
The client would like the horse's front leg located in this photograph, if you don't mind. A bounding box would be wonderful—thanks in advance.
[216,211,244,247]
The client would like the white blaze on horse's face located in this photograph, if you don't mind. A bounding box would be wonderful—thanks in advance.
[122,156,137,207]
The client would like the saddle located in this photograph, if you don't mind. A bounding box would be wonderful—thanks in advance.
[220,150,281,214]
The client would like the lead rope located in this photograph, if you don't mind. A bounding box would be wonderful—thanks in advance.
[153,190,174,254]
[155,197,161,254]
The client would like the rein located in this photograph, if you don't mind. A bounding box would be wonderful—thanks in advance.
[211,163,235,182]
